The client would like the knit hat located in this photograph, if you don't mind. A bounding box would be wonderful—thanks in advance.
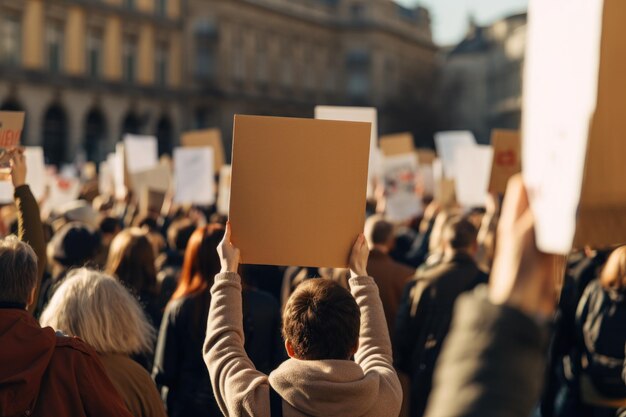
[50,222,101,268]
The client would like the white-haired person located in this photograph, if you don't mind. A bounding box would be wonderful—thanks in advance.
[40,269,167,417]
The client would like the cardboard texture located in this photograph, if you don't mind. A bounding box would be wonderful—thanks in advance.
[416,149,437,165]
[382,153,423,222]
[217,165,232,215]
[230,115,370,268]
[454,144,494,208]
[314,106,379,197]
[379,133,415,157]
[173,147,215,205]
[0,111,25,168]
[433,159,456,207]
[488,130,521,194]
[140,188,167,216]
[434,131,476,179]
[181,128,225,174]
[523,0,626,254]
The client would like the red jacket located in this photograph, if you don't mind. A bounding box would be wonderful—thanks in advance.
[0,309,133,417]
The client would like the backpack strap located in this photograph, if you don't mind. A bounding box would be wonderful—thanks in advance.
[269,384,283,417]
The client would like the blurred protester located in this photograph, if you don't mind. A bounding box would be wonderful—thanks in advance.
[136,216,167,257]
[153,225,283,417]
[364,215,415,338]
[94,215,123,268]
[395,216,487,417]
[40,269,166,417]
[106,228,163,330]
[424,175,556,417]
[0,237,132,417]
[392,201,440,268]
[203,225,402,417]
[37,222,101,314]
[555,246,626,417]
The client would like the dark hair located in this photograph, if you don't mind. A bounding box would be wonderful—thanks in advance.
[99,216,122,235]
[282,279,360,360]
[170,225,224,301]
[105,228,157,296]
[443,216,478,250]
[365,215,394,246]
[166,218,196,252]
[0,236,38,304]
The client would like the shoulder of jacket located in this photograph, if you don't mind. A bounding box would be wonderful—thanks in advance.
[54,333,99,357]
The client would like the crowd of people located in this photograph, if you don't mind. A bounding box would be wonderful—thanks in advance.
[1,145,625,417]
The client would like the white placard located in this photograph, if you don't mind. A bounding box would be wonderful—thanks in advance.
[99,159,114,197]
[123,134,159,174]
[46,176,82,212]
[454,145,494,208]
[112,146,127,200]
[382,153,423,222]
[434,131,476,179]
[174,147,215,205]
[0,182,13,204]
[418,164,435,198]
[522,0,604,254]
[217,165,232,215]
[24,147,46,200]
[315,106,379,196]
[131,165,172,194]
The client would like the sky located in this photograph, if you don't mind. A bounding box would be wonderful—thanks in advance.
[396,0,528,46]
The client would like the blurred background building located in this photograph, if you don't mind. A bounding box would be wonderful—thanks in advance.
[438,12,526,143]
[0,0,438,165]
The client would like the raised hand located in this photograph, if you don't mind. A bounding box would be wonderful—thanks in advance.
[217,221,241,273]
[349,233,369,278]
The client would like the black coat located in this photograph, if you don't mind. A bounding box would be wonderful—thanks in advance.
[152,287,283,417]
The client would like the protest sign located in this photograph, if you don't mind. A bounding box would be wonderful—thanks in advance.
[46,176,81,212]
[382,153,423,222]
[230,115,370,268]
[217,165,232,216]
[0,182,13,204]
[433,158,455,207]
[454,144,493,208]
[416,149,437,198]
[416,149,436,165]
[523,0,626,253]
[181,128,225,174]
[123,134,159,174]
[24,147,46,200]
[380,133,415,157]
[314,106,379,197]
[0,112,25,173]
[434,131,476,179]
[173,147,215,205]
[131,164,172,195]
[112,145,127,200]
[139,188,167,216]
[488,130,521,194]
[99,158,114,197]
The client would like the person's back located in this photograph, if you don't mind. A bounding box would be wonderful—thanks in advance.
[395,217,487,417]
[203,226,402,417]
[0,236,132,417]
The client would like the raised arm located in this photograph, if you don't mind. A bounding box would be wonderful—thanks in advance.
[348,234,403,415]
[203,222,270,417]
[11,149,46,312]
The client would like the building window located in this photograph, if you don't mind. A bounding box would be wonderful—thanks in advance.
[155,42,168,87]
[347,71,369,100]
[47,22,64,73]
[86,29,103,78]
[194,20,218,81]
[232,34,245,83]
[351,3,366,19]
[125,0,135,10]
[256,38,268,86]
[0,15,21,65]
[123,36,137,83]
[156,0,167,17]
[281,44,293,89]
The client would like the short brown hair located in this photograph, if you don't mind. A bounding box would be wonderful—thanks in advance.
[282,279,360,360]
[443,216,478,250]
[364,215,394,247]
[105,228,157,296]
[0,236,38,304]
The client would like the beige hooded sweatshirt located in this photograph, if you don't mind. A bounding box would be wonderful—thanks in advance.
[203,272,402,417]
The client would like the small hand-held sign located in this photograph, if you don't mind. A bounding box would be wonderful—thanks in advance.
[488,130,521,194]
[0,111,25,168]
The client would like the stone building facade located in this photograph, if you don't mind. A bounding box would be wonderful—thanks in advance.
[439,13,526,144]
[0,0,437,164]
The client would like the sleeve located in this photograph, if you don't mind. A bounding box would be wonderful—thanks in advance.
[14,185,46,312]
[349,276,403,414]
[203,272,271,417]
[152,302,181,390]
[424,289,551,417]
[76,350,135,417]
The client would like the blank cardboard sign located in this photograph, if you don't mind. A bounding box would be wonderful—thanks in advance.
[230,115,370,268]
[523,0,626,254]
[380,133,415,157]
[489,130,521,194]
[181,128,225,174]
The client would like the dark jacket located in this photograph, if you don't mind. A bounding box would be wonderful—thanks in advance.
[395,251,488,417]
[367,249,415,337]
[424,289,551,417]
[153,287,282,417]
[14,185,46,312]
[0,308,133,417]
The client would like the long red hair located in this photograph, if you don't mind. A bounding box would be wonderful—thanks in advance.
[170,224,224,301]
